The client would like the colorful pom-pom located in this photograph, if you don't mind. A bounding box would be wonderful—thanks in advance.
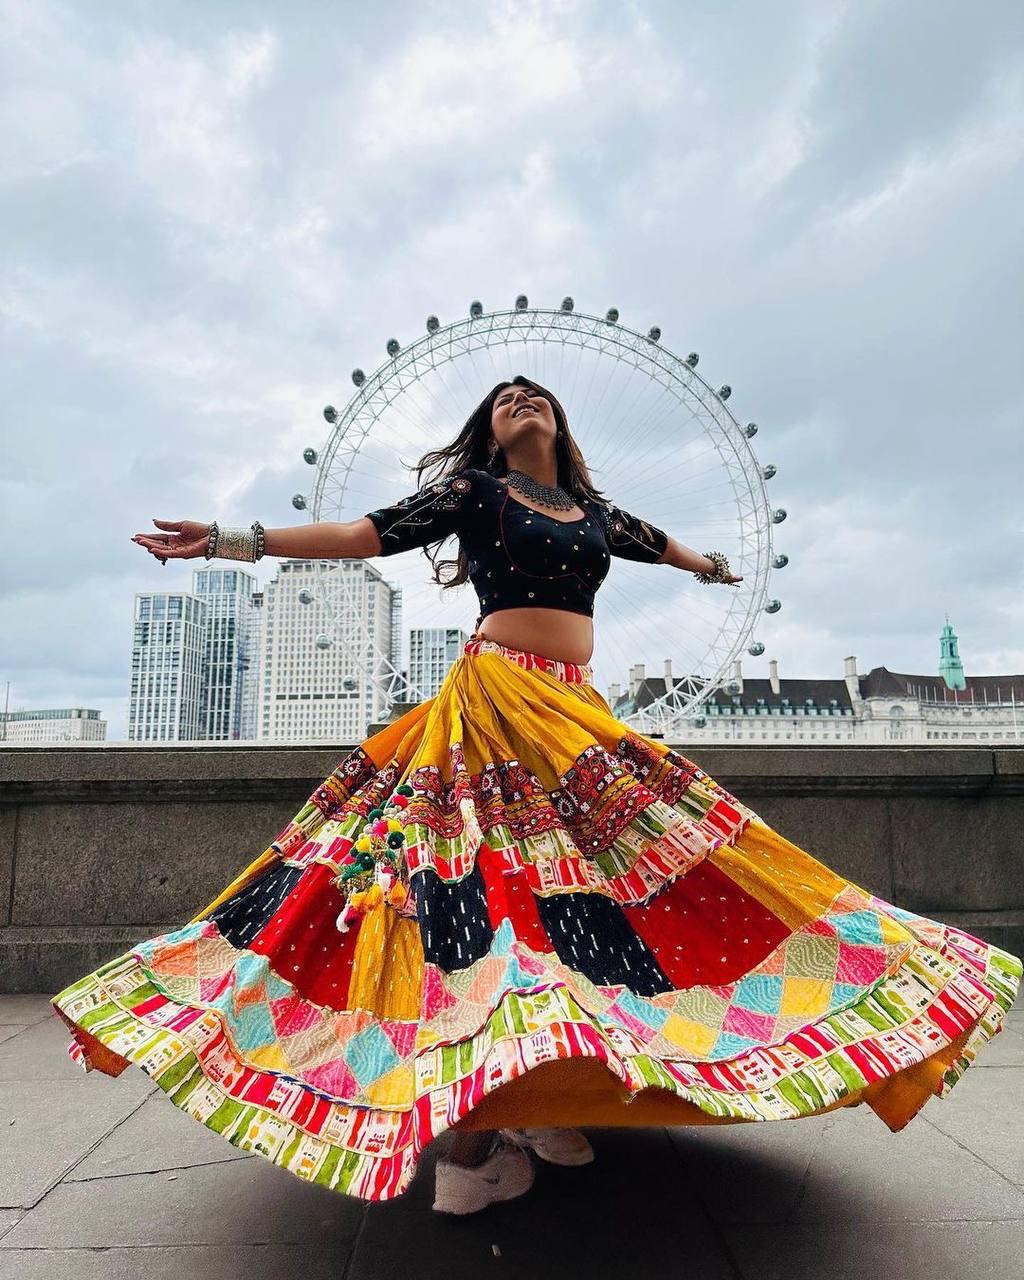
[365,882,384,908]
[385,817,402,832]
[387,881,408,908]
[370,819,389,836]
[391,793,409,809]
[386,831,405,849]
[355,835,372,853]
[396,784,414,797]
[368,807,384,820]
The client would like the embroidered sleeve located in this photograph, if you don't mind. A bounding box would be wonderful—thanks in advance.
[599,501,669,564]
[363,468,475,557]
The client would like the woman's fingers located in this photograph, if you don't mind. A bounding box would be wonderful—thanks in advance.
[152,519,184,531]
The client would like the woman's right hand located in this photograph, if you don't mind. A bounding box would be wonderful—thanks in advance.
[131,519,211,564]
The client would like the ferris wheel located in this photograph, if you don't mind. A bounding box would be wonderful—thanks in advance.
[292,297,788,736]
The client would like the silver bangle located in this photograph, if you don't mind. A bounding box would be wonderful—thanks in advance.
[217,526,258,562]
[693,551,732,584]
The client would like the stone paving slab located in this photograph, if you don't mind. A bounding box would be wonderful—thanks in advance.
[0,997,1021,1280]
[726,1219,1024,1280]
[669,1076,1024,1224]
[2,1080,156,1209]
[67,1093,254,1182]
[0,996,53,1025]
[0,1015,126,1082]
[0,1244,352,1279]
[0,1159,363,1252]
[917,1067,1024,1188]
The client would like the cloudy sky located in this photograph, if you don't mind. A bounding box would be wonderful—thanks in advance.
[2,0,1022,739]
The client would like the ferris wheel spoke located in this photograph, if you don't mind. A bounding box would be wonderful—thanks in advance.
[599,576,719,668]
[310,304,781,733]
[587,361,692,477]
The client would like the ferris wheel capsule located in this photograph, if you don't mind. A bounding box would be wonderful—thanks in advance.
[693,715,707,728]
[748,641,765,656]
[386,338,400,356]
[470,300,483,318]
[686,352,699,367]
[561,296,574,312]
[718,384,732,400]
[426,315,440,333]
[324,404,339,422]
[648,326,661,342]
[764,599,782,613]
[771,508,787,523]
[343,676,357,691]
[315,634,332,650]
[298,589,314,604]
[351,370,366,387]
[606,307,619,323]
[761,463,776,479]
[292,494,307,511]
[515,295,528,310]
[744,422,758,437]
[303,447,318,465]
[772,553,789,568]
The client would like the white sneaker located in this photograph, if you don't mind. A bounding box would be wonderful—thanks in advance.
[432,1140,535,1215]
[500,1126,595,1167]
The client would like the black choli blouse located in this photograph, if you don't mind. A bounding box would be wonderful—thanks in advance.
[363,468,669,631]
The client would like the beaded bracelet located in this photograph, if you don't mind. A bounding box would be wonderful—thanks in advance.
[693,550,732,584]
[204,521,220,560]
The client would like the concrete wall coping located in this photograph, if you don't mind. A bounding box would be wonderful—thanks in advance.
[2,744,1023,801]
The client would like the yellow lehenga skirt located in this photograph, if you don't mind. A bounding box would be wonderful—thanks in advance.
[52,637,1022,1201]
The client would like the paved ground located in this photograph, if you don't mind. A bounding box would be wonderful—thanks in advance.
[1,994,1022,1279]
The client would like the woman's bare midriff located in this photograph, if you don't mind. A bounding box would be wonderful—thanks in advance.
[472,606,595,665]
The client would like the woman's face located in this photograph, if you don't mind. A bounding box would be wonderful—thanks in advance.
[490,383,558,452]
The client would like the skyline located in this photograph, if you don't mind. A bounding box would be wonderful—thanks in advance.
[3,1,1023,736]
[0,589,1004,741]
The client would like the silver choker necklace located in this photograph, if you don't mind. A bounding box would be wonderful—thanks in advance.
[504,468,577,511]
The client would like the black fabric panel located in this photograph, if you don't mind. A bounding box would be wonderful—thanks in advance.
[207,861,305,948]
[415,863,495,973]
[535,890,673,996]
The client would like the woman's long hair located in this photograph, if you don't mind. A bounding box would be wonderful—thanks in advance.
[404,375,610,591]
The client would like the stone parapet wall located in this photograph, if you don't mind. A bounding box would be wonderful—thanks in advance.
[1,744,1021,991]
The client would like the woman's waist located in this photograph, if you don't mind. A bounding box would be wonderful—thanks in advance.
[472,606,594,665]
[464,633,594,686]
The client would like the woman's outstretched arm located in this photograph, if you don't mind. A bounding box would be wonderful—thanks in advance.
[131,518,383,564]
[658,534,743,585]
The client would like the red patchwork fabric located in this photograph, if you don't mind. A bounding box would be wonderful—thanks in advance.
[624,859,790,988]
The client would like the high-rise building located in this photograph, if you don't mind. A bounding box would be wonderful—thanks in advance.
[408,627,469,699]
[258,559,402,741]
[128,592,207,741]
[246,589,264,740]
[192,567,259,740]
[0,708,107,743]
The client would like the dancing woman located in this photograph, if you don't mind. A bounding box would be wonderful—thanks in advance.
[53,376,1020,1214]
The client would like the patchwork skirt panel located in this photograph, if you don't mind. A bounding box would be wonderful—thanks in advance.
[52,637,1023,1202]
